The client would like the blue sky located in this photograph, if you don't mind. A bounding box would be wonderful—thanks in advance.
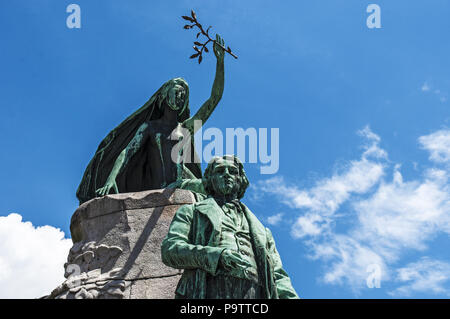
[0,0,449,298]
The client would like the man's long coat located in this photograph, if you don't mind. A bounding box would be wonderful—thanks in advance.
[161,197,299,299]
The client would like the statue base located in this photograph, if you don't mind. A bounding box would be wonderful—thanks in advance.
[46,188,195,299]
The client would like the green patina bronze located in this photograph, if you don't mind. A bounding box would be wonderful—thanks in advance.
[161,155,299,299]
[76,35,226,204]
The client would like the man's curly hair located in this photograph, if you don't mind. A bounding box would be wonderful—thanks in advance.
[202,155,249,199]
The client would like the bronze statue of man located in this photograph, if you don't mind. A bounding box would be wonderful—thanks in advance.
[76,35,227,204]
[161,155,299,299]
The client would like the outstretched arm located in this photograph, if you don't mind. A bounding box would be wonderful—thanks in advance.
[183,34,225,134]
[96,122,149,196]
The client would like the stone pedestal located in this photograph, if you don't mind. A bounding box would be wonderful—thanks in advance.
[47,188,195,299]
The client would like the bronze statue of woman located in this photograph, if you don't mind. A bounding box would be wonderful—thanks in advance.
[76,35,226,204]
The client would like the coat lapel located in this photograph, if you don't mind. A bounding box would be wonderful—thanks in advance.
[194,197,223,233]
[241,202,275,298]
[241,203,267,248]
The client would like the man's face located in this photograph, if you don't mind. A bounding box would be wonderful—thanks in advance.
[210,159,240,196]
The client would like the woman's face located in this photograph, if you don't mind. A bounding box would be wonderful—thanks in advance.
[167,84,186,111]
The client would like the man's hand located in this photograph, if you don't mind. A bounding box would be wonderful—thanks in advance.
[213,34,225,62]
[219,249,252,274]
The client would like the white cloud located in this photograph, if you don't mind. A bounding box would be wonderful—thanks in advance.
[390,257,450,297]
[253,126,450,294]
[266,213,284,226]
[292,213,325,237]
[419,129,450,164]
[421,82,430,92]
[354,168,449,259]
[0,214,72,298]
[293,158,384,216]
[310,235,387,290]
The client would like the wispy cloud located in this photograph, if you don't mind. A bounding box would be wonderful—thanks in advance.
[390,257,450,297]
[419,129,450,164]
[266,213,284,226]
[420,82,448,103]
[421,82,431,92]
[253,127,450,295]
[352,166,449,267]
[256,126,386,239]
